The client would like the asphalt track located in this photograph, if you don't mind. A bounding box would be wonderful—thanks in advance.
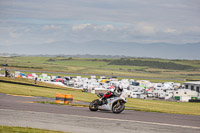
[0,93,200,133]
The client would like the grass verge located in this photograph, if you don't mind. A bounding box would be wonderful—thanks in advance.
[0,125,69,133]
[0,77,98,102]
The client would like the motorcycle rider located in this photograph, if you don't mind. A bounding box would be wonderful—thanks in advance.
[115,85,123,96]
[100,85,123,104]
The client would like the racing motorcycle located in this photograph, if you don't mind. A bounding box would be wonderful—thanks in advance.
[89,92,126,114]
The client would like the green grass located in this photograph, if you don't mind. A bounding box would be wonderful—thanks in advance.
[1,77,200,115]
[0,125,69,133]
[1,56,200,81]
[126,98,200,115]
[0,77,98,102]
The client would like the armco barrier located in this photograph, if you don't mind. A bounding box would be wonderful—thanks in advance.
[55,93,73,104]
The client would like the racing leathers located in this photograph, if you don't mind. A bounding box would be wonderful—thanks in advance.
[101,88,122,104]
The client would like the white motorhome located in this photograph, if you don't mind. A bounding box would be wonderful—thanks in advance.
[173,89,198,102]
[174,89,198,97]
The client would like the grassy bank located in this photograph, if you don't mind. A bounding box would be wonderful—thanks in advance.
[1,77,200,115]
[0,125,68,133]
[0,77,98,102]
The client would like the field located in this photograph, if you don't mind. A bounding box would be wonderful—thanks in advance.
[1,77,200,116]
[1,56,200,83]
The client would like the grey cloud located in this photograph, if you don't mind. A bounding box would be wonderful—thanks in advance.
[0,0,200,57]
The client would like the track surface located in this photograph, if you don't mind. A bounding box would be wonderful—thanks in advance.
[0,94,200,133]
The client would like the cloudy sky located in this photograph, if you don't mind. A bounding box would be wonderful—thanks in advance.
[0,0,200,55]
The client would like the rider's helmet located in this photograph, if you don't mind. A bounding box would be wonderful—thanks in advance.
[118,85,123,92]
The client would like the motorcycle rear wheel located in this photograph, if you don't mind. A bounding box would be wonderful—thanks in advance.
[112,101,125,114]
[89,99,99,111]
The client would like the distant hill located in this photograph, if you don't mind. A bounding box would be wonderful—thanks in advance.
[1,41,200,59]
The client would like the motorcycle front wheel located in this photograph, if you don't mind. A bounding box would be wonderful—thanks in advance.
[112,101,125,114]
[89,99,99,111]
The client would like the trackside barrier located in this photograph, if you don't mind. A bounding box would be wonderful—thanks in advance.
[189,99,200,102]
[55,93,73,104]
